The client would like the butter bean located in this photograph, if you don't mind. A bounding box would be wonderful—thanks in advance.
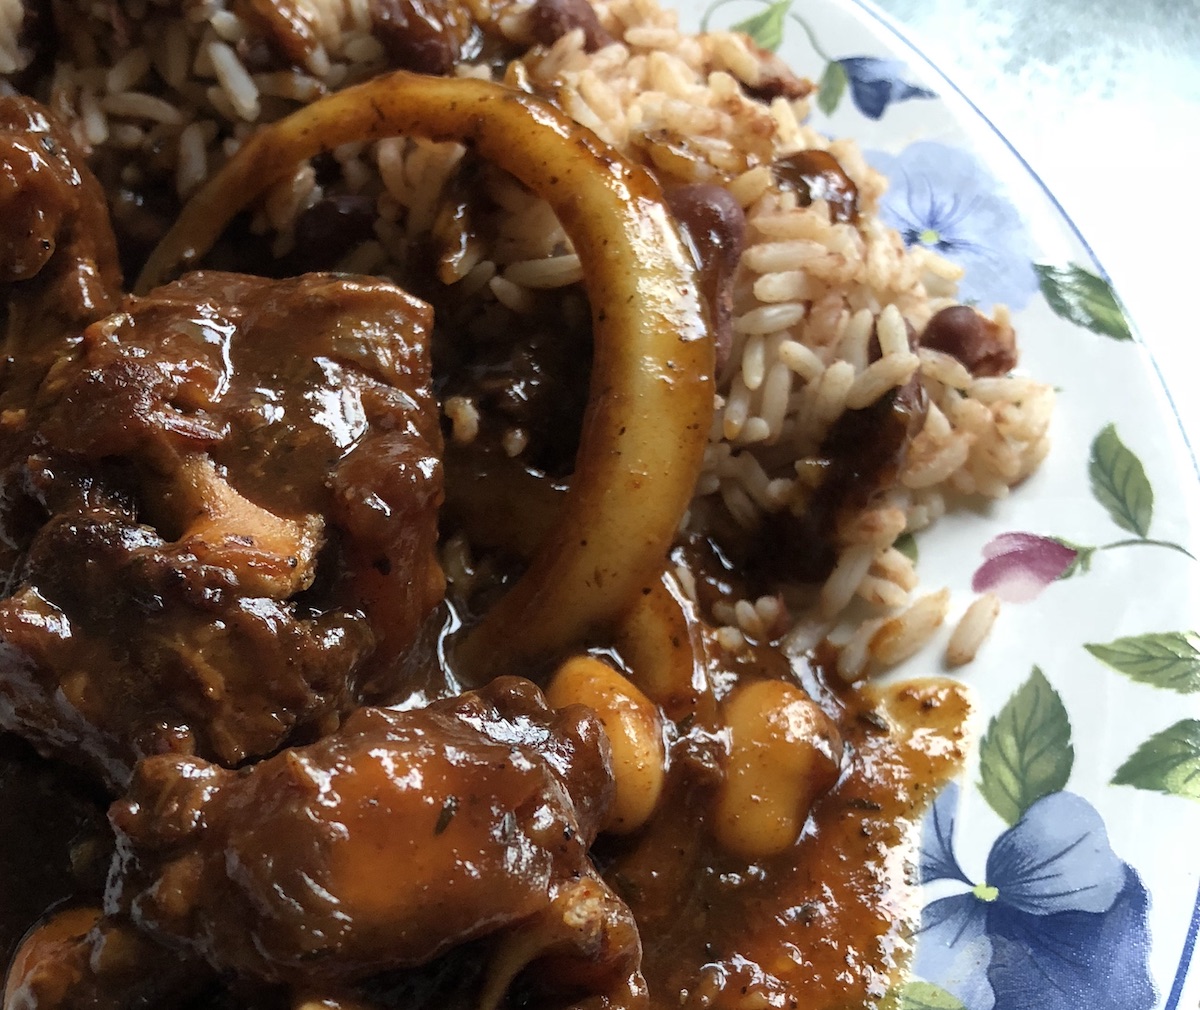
[546,655,665,834]
[713,680,842,860]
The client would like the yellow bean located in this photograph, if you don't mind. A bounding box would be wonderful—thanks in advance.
[713,679,842,860]
[546,655,665,834]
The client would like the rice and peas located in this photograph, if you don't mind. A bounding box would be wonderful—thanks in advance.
[7,0,1052,675]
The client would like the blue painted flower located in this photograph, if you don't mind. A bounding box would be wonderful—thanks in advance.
[915,784,1155,1010]
[837,57,934,119]
[868,141,1039,309]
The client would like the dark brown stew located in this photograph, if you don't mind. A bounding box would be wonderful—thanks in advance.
[0,69,969,1010]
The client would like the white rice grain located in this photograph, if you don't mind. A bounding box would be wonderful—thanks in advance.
[836,308,874,374]
[810,359,854,428]
[753,270,820,304]
[902,431,973,490]
[919,348,974,390]
[868,589,951,668]
[845,352,920,410]
[209,9,247,43]
[857,575,910,610]
[78,88,109,145]
[876,304,910,356]
[728,165,772,206]
[739,417,771,443]
[820,544,875,619]
[758,361,792,438]
[105,49,151,94]
[723,374,751,440]
[488,275,537,314]
[777,340,824,382]
[175,121,209,196]
[444,396,480,444]
[101,91,186,124]
[503,254,583,289]
[207,40,261,121]
[946,593,1001,667]
[744,239,827,275]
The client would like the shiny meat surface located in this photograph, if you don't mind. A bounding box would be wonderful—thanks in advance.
[106,678,643,1002]
[0,97,120,327]
[0,269,444,787]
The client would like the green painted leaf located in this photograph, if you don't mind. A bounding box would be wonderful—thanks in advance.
[978,667,1073,824]
[894,532,919,564]
[1034,263,1132,341]
[816,60,847,115]
[731,0,792,51]
[1113,720,1200,800]
[1089,423,1153,537]
[896,982,967,1010]
[1085,631,1200,693]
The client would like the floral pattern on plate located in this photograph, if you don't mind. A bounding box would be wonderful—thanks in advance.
[868,141,1039,309]
[971,425,1192,602]
[913,671,1156,1010]
[688,0,1200,1005]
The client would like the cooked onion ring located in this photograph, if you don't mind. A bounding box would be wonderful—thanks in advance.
[138,72,714,676]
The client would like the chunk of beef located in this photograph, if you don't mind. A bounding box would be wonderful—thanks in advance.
[0,96,124,650]
[0,271,445,788]
[0,96,122,405]
[106,678,644,1004]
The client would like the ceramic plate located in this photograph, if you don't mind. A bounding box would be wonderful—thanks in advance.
[676,0,1200,1006]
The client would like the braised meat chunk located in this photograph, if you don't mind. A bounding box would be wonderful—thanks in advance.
[0,96,121,345]
[106,677,643,1005]
[0,270,445,788]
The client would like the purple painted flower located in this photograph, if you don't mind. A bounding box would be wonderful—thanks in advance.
[868,141,1039,309]
[971,533,1083,602]
[915,785,1155,1010]
[837,57,934,119]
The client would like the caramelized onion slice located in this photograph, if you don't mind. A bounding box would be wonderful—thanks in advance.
[138,72,714,676]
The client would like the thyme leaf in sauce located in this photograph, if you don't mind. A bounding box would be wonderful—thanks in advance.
[434,795,459,835]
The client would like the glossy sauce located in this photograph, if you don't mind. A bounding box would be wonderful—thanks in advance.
[0,85,971,1010]
[606,674,969,1009]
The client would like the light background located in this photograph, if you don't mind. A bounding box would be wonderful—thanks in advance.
[870,0,1200,460]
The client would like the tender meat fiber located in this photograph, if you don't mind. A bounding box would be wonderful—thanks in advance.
[0,96,121,403]
[106,678,644,1003]
[0,270,445,788]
